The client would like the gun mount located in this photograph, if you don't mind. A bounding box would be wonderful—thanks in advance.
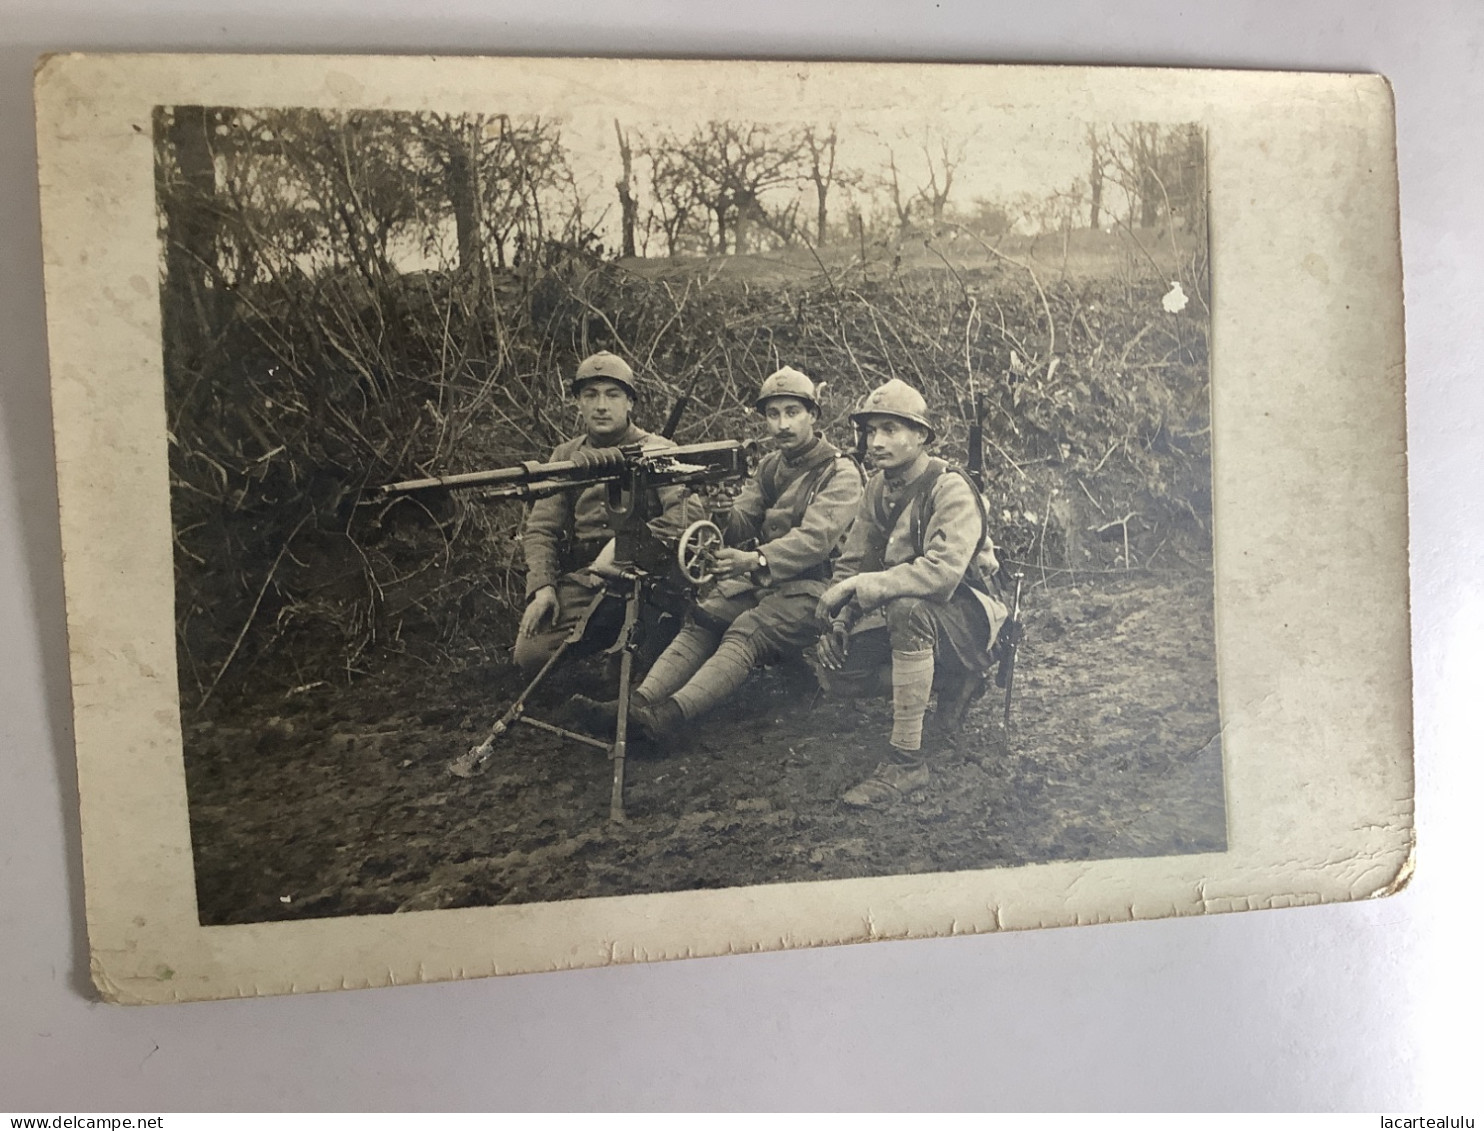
[370,438,757,822]
[675,519,725,586]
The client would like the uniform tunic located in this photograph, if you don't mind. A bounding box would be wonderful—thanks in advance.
[693,434,863,652]
[514,423,702,672]
[520,423,698,599]
[830,453,1006,672]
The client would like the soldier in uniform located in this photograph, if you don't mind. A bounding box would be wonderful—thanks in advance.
[578,366,863,739]
[514,351,703,678]
[813,378,1008,807]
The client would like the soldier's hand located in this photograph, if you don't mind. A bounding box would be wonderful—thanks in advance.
[816,578,859,622]
[518,586,560,639]
[712,548,760,580]
[707,488,736,522]
[817,620,851,671]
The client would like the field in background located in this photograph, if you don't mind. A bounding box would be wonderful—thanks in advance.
[624,225,1204,287]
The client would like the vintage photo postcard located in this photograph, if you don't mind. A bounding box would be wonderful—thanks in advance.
[33,54,1411,1004]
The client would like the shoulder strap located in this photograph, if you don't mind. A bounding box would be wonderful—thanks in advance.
[911,465,989,559]
[549,434,585,536]
[788,449,859,527]
[759,451,787,507]
[867,460,946,564]
[764,440,837,509]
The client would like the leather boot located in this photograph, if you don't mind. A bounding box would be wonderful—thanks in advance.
[570,693,622,732]
[929,669,988,743]
[630,697,685,743]
[841,742,931,808]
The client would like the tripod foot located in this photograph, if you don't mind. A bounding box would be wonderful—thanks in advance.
[448,744,491,779]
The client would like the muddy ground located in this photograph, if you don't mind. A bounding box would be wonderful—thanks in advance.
[184,569,1225,924]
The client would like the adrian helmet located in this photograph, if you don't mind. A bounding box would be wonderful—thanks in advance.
[570,351,638,399]
[754,366,822,415]
[848,378,935,441]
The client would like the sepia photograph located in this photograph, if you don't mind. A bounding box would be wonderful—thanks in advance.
[33,55,1409,1003]
[153,100,1222,923]
[8,0,1469,1108]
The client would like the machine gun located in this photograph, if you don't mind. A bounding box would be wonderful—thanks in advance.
[369,439,754,510]
[367,438,757,822]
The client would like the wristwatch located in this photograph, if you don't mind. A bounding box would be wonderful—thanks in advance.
[754,550,769,582]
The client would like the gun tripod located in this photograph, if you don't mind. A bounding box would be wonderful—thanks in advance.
[448,568,649,822]
[432,446,749,822]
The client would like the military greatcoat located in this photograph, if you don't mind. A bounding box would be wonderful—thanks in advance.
[696,433,863,654]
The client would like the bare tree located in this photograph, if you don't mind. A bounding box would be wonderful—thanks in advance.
[484,116,572,270]
[802,126,847,244]
[881,148,916,231]
[156,105,223,370]
[875,128,972,234]
[1160,123,1207,234]
[644,142,705,256]
[614,119,638,259]
[412,115,486,275]
[914,130,969,226]
[645,121,809,254]
[1098,122,1207,234]
[1104,123,1163,229]
[1086,125,1106,230]
[408,113,493,344]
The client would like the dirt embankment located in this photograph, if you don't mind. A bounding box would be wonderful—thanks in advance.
[185,569,1224,925]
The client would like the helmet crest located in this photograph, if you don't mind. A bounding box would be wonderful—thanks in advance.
[754,366,821,415]
[849,378,935,441]
[570,351,638,399]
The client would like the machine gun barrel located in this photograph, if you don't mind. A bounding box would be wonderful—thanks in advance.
[366,440,755,503]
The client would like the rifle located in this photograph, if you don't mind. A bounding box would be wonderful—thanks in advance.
[963,364,1025,730]
[995,570,1025,729]
[967,391,986,493]
[965,294,985,493]
[661,367,707,441]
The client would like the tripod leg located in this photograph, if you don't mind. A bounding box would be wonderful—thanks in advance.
[610,643,633,822]
[450,640,568,777]
[451,588,608,778]
[609,575,643,822]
